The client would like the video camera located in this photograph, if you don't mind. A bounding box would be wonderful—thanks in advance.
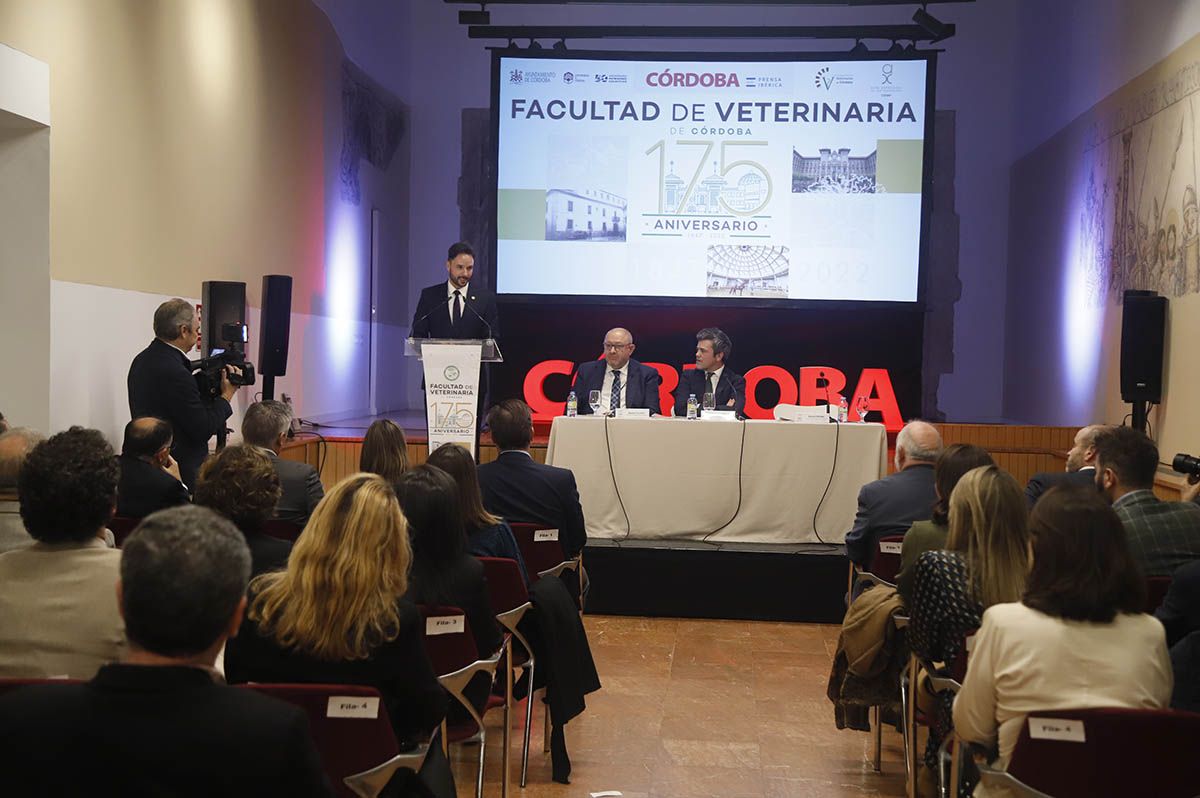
[192,322,256,400]
[1173,453,1200,480]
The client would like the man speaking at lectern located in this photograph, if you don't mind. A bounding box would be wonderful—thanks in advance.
[411,241,500,412]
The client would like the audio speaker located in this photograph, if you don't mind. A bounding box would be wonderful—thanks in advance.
[200,281,247,359]
[1120,290,1166,403]
[258,275,293,377]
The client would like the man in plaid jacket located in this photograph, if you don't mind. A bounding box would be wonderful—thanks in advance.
[1095,425,1200,577]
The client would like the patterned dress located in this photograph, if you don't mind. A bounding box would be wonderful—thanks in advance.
[908,550,982,768]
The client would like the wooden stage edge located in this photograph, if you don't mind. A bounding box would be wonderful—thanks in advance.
[280,419,1192,501]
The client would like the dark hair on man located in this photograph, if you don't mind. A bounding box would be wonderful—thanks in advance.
[0,427,44,491]
[360,419,410,482]
[241,400,292,449]
[153,298,196,341]
[1023,485,1146,622]
[696,327,732,362]
[394,465,467,597]
[18,427,118,543]
[931,444,995,526]
[1093,425,1158,490]
[426,442,501,532]
[121,505,251,656]
[122,417,173,458]
[447,241,475,261]
[0,409,8,433]
[194,445,282,534]
[487,399,533,451]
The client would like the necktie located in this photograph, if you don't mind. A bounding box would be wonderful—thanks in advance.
[452,290,462,326]
[610,370,622,414]
[707,372,717,405]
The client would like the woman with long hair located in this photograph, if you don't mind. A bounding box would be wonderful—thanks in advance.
[359,419,410,483]
[425,443,530,586]
[194,444,289,577]
[896,444,995,602]
[954,485,1171,791]
[908,464,1030,787]
[224,473,445,747]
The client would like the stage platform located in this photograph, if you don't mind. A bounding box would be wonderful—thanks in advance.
[582,539,849,624]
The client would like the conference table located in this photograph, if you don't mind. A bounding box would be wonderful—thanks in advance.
[545,416,888,545]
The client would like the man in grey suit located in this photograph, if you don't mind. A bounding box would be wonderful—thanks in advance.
[845,420,943,567]
[241,401,324,527]
[1095,425,1200,577]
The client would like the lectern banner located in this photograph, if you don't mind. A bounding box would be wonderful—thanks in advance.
[422,343,483,455]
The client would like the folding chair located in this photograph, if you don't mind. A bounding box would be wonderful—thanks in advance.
[848,534,905,599]
[1145,575,1172,613]
[508,522,581,594]
[238,683,426,798]
[107,516,142,547]
[479,557,536,794]
[262,518,305,542]
[418,604,503,798]
[0,677,81,697]
[974,707,1200,798]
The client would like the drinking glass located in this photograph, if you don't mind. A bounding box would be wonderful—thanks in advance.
[588,390,602,415]
[702,392,716,412]
[855,394,870,422]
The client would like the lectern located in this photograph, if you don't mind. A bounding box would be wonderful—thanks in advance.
[405,338,502,456]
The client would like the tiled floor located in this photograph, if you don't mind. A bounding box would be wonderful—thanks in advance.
[448,615,907,798]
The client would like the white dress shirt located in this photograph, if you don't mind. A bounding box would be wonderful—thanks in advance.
[600,362,629,412]
[703,366,724,403]
[445,280,469,324]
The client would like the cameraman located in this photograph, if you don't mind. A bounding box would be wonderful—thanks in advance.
[127,299,241,491]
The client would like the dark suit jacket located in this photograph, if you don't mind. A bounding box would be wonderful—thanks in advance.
[127,338,232,490]
[844,464,937,566]
[477,451,587,558]
[225,598,446,748]
[242,528,293,578]
[0,663,332,797]
[572,358,662,415]
[411,283,499,341]
[1156,559,1200,648]
[673,367,746,418]
[1024,466,1097,507]
[116,454,191,518]
[264,450,324,526]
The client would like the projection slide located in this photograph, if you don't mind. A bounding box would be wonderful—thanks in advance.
[495,55,929,302]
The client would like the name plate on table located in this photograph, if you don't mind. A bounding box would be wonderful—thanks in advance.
[327,696,380,719]
[699,410,740,422]
[614,407,651,419]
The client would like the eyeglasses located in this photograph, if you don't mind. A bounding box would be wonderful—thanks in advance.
[603,342,632,351]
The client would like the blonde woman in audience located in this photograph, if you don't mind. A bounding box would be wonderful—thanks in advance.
[908,464,1030,792]
[359,419,410,483]
[224,473,445,748]
[953,485,1172,795]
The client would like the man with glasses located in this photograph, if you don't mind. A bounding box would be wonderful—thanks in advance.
[570,327,662,415]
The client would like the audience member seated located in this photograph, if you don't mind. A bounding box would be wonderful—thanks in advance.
[360,418,410,483]
[1158,559,1200,712]
[194,444,290,577]
[953,486,1173,791]
[241,400,323,527]
[1023,423,1105,507]
[477,399,587,558]
[845,420,943,567]
[427,442,530,586]
[396,465,503,661]
[0,427,125,678]
[1095,425,1200,576]
[0,427,43,554]
[896,443,994,603]
[0,505,333,796]
[909,465,1029,786]
[116,417,191,517]
[225,473,445,748]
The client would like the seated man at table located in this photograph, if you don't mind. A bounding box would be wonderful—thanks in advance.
[844,420,941,567]
[571,327,662,415]
[477,399,587,558]
[672,327,746,417]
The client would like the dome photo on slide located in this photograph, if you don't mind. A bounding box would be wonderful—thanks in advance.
[706,244,790,297]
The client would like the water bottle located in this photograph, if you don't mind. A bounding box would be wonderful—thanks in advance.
[686,393,698,420]
[838,395,849,423]
[566,391,578,417]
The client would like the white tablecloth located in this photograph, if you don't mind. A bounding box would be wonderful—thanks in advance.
[545,416,887,544]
